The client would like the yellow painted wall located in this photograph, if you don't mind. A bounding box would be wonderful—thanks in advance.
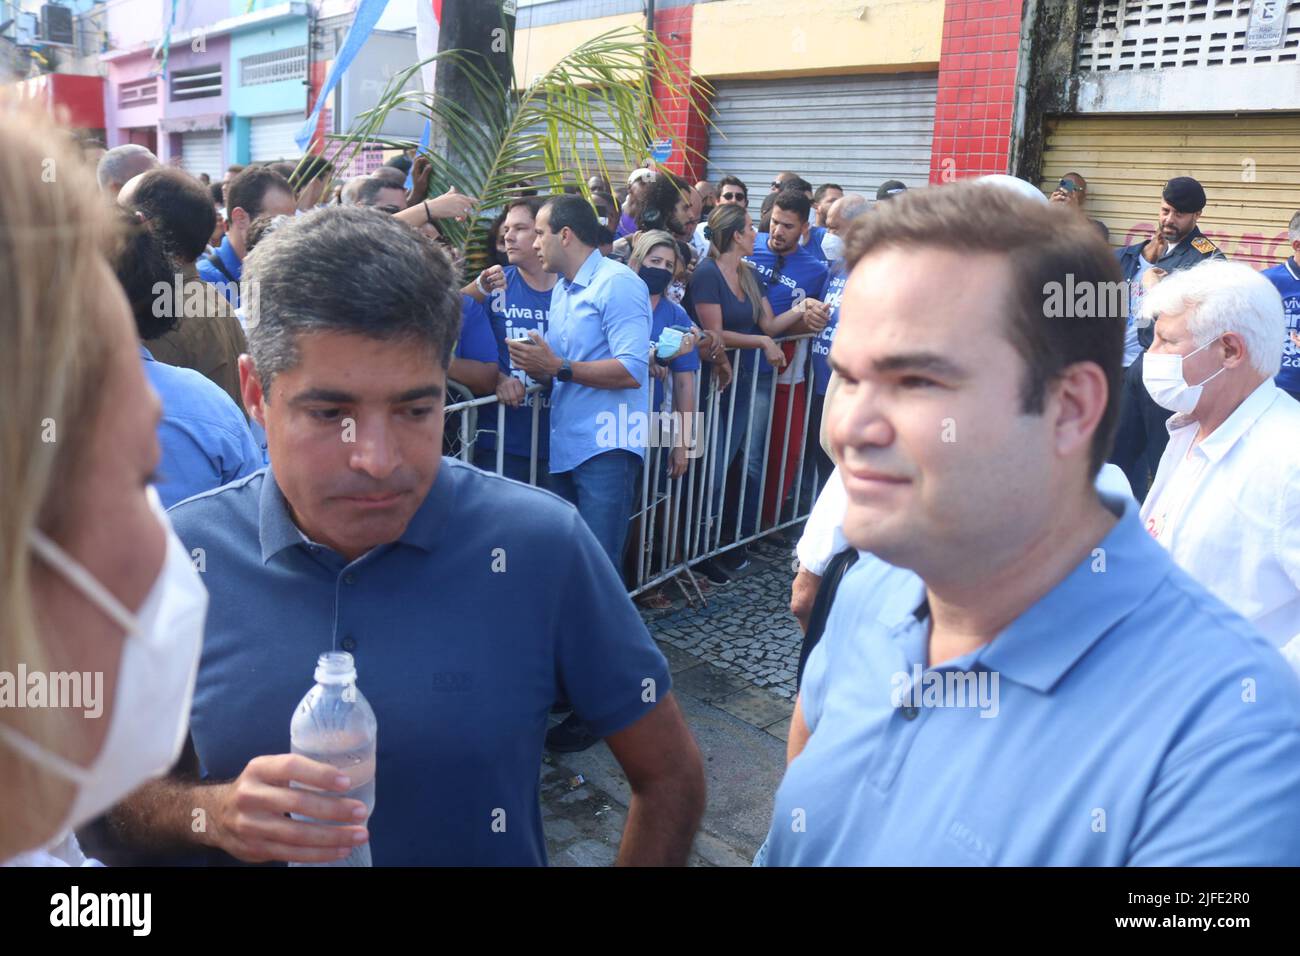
[692,0,944,79]
[512,13,646,88]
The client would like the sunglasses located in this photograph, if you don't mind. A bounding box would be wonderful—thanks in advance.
[721,191,746,201]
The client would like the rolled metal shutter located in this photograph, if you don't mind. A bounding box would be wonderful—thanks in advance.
[180,131,223,183]
[1040,114,1300,269]
[249,111,305,163]
[705,73,938,218]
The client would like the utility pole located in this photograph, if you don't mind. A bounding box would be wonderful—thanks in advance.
[433,0,517,179]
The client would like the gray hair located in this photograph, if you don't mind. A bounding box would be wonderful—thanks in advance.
[834,193,869,223]
[1140,258,1285,378]
[243,205,461,395]
[1289,210,1300,243]
[96,144,157,191]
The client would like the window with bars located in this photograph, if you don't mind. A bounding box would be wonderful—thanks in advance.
[239,45,308,86]
[118,78,157,108]
[1078,0,1300,71]
[170,63,222,100]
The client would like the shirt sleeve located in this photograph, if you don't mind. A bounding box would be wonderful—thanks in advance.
[601,270,652,387]
[796,468,848,576]
[457,296,499,364]
[1277,467,1300,648]
[667,303,701,374]
[1128,727,1300,864]
[689,260,723,307]
[554,507,672,738]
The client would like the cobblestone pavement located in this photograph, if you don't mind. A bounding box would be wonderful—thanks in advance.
[540,535,806,866]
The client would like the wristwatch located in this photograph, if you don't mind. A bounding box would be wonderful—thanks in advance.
[557,359,573,383]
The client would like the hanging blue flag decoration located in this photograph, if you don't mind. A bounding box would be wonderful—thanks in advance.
[406,119,432,190]
[296,0,392,151]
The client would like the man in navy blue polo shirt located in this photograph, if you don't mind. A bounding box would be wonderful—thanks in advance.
[762,183,1300,866]
[111,206,705,866]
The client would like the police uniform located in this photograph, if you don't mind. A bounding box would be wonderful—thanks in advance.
[1110,177,1225,500]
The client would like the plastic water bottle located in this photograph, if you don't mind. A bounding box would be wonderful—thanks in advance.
[288,651,377,867]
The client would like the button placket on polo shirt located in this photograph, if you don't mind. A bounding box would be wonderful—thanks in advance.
[869,617,933,794]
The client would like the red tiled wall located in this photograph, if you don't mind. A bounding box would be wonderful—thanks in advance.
[929,0,1024,183]
[652,5,710,183]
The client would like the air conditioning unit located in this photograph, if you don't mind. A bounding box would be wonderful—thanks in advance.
[40,3,74,46]
[15,12,40,46]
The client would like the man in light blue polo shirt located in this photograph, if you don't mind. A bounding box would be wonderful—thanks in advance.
[506,194,652,570]
[109,206,704,866]
[762,182,1300,866]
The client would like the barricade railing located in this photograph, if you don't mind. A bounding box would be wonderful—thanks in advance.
[444,332,831,603]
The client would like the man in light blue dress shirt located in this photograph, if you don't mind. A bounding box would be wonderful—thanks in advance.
[761,182,1300,866]
[506,195,652,570]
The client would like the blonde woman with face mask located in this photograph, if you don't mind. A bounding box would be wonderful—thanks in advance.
[0,102,208,865]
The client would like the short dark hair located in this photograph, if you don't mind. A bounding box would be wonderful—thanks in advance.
[385,154,413,175]
[227,166,293,220]
[355,176,406,208]
[226,164,245,174]
[244,206,461,393]
[127,167,218,264]
[209,181,225,207]
[772,188,812,222]
[758,192,778,232]
[786,176,813,195]
[290,155,334,193]
[541,194,601,247]
[504,195,547,220]
[589,191,618,245]
[843,182,1124,475]
[113,212,177,341]
[719,175,747,200]
[814,183,843,203]
[372,166,407,188]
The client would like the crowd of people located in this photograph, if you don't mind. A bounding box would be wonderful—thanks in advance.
[3,94,1299,868]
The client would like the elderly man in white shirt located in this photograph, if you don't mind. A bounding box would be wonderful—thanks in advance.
[1138,259,1300,668]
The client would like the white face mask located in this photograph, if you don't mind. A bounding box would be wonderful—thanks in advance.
[1142,338,1226,414]
[0,488,206,838]
[821,233,845,262]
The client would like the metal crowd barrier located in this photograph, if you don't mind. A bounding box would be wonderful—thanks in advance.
[443,332,830,603]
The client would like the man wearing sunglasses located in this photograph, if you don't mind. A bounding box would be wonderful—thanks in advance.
[692,175,750,258]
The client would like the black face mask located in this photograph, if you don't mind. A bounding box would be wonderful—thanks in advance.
[638,265,674,296]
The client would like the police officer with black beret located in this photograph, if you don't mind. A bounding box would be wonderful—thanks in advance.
[1110,176,1225,499]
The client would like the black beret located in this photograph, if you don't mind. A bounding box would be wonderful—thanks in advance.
[1162,176,1207,214]
[876,180,908,201]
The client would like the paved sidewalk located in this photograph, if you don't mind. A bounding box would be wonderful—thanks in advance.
[540,538,806,865]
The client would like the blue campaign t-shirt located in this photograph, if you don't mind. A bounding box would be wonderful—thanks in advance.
[805,226,829,263]
[745,233,829,317]
[169,460,672,866]
[1261,257,1300,394]
[650,297,701,410]
[485,266,555,459]
[688,257,769,376]
[810,262,849,396]
[456,294,499,365]
[140,346,262,508]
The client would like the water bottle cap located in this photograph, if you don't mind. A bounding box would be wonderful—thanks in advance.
[315,651,357,685]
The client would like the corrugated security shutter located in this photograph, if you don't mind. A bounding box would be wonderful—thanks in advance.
[1040,113,1300,268]
[180,131,224,183]
[705,73,938,219]
[250,111,306,163]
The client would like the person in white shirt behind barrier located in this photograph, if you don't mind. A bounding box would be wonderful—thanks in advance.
[1139,259,1300,669]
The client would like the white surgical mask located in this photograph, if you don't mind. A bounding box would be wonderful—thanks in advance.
[1142,338,1225,414]
[0,488,206,837]
[821,233,845,262]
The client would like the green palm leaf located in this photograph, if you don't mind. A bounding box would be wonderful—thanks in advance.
[296,23,711,265]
